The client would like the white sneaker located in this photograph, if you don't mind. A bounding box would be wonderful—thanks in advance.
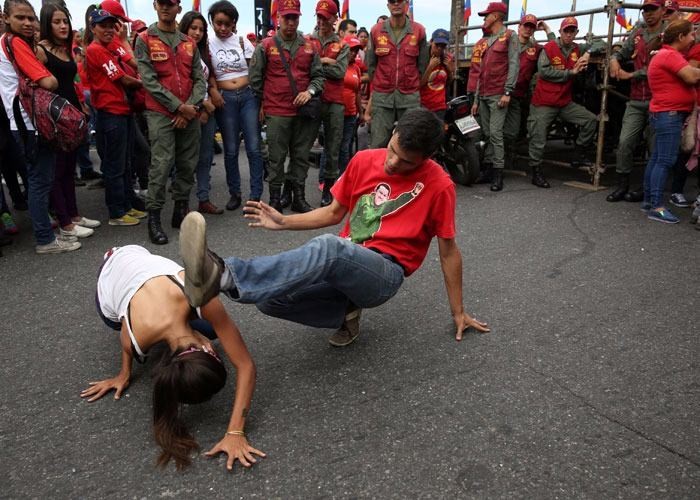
[60,225,94,238]
[58,233,78,242]
[36,238,81,254]
[74,216,101,228]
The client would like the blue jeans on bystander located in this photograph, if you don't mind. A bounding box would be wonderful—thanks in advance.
[644,111,687,208]
[96,110,133,219]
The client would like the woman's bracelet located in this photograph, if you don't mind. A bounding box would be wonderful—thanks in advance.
[226,430,245,437]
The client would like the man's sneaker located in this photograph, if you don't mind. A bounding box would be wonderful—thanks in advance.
[109,214,140,226]
[35,238,81,254]
[1,212,19,234]
[60,225,94,238]
[329,308,362,347]
[669,193,691,208]
[647,207,680,224]
[127,208,147,219]
[180,212,224,307]
[73,216,101,228]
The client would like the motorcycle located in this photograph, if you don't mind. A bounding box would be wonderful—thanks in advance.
[434,95,481,186]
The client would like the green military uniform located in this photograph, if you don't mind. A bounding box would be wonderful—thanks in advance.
[527,39,604,170]
[135,25,206,212]
[612,22,664,175]
[310,30,349,184]
[475,27,520,171]
[366,18,429,149]
[249,32,325,189]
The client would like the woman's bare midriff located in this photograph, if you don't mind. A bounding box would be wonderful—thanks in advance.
[217,76,250,91]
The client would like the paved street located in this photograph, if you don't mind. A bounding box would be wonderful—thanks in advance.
[1,153,699,498]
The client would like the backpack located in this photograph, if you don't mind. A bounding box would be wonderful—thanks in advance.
[2,34,88,152]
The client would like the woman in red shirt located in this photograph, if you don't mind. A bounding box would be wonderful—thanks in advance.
[644,19,700,223]
[339,35,363,175]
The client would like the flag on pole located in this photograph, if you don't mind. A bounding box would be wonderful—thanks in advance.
[341,0,349,20]
[464,0,471,24]
[520,0,527,18]
[270,0,279,27]
[193,0,201,12]
[615,7,632,30]
[407,0,414,18]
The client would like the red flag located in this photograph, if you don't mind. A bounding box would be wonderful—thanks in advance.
[193,0,200,12]
[270,0,278,27]
[341,0,349,20]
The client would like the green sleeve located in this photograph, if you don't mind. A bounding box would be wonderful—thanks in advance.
[537,48,571,83]
[504,33,520,94]
[632,68,648,80]
[579,39,606,55]
[307,53,325,95]
[417,34,429,75]
[366,39,377,80]
[323,43,349,81]
[613,26,637,62]
[135,36,182,113]
[187,46,206,106]
[248,43,267,98]
[547,32,556,41]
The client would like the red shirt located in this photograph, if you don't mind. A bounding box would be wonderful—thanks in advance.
[3,35,52,81]
[420,59,450,112]
[342,61,361,116]
[86,41,130,115]
[331,149,456,276]
[687,43,700,106]
[648,45,696,113]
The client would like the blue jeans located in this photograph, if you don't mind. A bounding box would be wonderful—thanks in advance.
[13,132,55,245]
[216,87,264,199]
[223,234,405,329]
[644,111,687,208]
[339,115,357,175]
[196,114,218,202]
[96,110,133,218]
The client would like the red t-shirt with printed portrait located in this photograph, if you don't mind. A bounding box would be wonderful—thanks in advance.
[331,148,456,276]
[86,40,130,115]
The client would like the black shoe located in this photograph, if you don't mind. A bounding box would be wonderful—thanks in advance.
[268,187,283,212]
[531,168,550,189]
[320,178,335,207]
[280,180,292,209]
[226,193,242,211]
[291,184,313,213]
[81,170,102,180]
[606,173,630,202]
[148,210,168,245]
[490,170,504,192]
[475,164,493,184]
[624,188,644,202]
[171,200,189,229]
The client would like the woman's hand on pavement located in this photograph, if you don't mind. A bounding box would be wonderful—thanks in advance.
[205,434,266,471]
[80,375,130,401]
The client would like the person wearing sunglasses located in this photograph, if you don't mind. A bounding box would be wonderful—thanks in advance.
[366,0,428,149]
[82,244,264,471]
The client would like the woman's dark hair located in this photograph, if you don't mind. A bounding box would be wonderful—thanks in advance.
[83,4,97,45]
[208,0,239,25]
[3,0,36,44]
[663,19,692,45]
[179,11,212,75]
[39,2,73,58]
[152,346,227,469]
[395,108,444,158]
[358,27,369,37]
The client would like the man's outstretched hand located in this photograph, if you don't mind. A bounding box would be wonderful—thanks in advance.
[453,311,490,341]
[243,200,285,230]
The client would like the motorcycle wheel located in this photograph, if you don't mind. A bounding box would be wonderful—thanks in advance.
[448,137,481,186]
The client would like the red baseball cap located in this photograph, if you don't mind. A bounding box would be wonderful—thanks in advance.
[131,19,147,33]
[642,0,665,6]
[560,16,578,30]
[279,0,302,16]
[246,32,257,41]
[520,14,537,26]
[315,0,338,19]
[664,0,679,11]
[478,2,508,17]
[100,0,133,23]
[343,35,361,48]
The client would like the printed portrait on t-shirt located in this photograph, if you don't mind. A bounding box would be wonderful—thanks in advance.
[214,48,245,74]
[348,182,424,244]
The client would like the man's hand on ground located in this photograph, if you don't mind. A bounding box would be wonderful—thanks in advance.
[243,200,285,229]
[453,311,490,341]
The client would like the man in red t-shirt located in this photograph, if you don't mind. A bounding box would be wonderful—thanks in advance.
[179,109,489,347]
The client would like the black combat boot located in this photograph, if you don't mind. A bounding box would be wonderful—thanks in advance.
[291,184,313,213]
[269,186,283,212]
[171,200,189,229]
[606,173,629,202]
[532,166,550,188]
[475,163,494,184]
[490,169,504,192]
[280,180,293,209]
[148,210,168,245]
[624,188,644,202]
[320,178,335,207]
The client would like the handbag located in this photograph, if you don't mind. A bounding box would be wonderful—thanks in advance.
[3,35,87,152]
[681,106,698,153]
[274,37,321,120]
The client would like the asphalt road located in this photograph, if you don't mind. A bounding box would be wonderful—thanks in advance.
[1,152,699,498]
